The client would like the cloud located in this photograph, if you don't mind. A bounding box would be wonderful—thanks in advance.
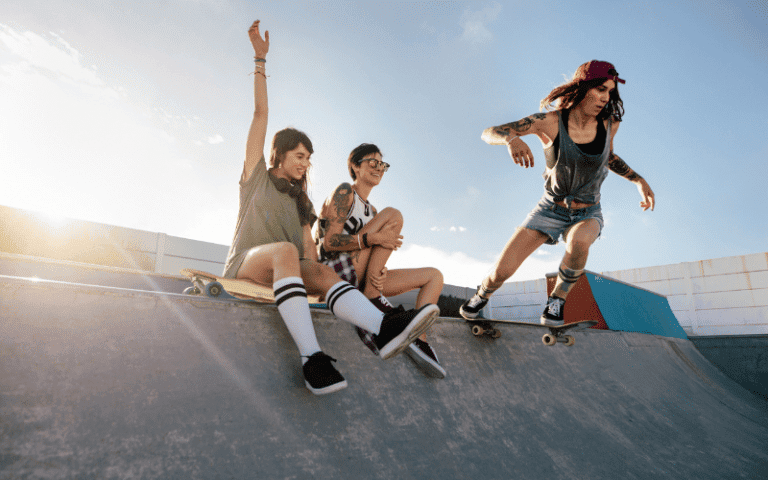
[431,226,467,233]
[460,2,502,44]
[387,243,560,287]
[207,134,224,144]
[0,25,108,90]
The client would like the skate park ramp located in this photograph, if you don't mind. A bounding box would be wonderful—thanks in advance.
[1,274,767,479]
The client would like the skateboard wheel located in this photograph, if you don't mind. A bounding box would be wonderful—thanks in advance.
[491,329,502,338]
[183,286,200,295]
[206,281,223,297]
[542,333,556,346]
[471,325,485,336]
[564,335,575,346]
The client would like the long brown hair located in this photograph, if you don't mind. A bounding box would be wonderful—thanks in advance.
[540,61,625,121]
[269,127,313,191]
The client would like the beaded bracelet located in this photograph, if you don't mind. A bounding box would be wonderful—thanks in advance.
[254,58,266,63]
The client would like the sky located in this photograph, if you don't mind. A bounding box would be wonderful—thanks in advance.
[1,0,767,288]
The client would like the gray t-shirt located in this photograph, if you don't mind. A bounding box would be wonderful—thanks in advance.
[222,156,311,278]
[542,110,612,206]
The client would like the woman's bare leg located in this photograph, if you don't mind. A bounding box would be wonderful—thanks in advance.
[551,219,600,300]
[484,227,549,291]
[236,242,321,357]
[352,207,403,298]
[383,267,444,308]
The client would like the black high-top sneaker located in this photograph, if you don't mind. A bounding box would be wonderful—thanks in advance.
[374,304,440,360]
[355,304,405,356]
[540,296,565,326]
[460,291,489,319]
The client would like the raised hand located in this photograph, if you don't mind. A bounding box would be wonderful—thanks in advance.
[249,20,269,58]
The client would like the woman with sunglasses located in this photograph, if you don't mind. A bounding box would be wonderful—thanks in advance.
[460,60,655,325]
[315,143,446,378]
[222,21,439,396]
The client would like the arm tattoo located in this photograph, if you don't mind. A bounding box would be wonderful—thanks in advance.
[608,152,642,181]
[326,183,357,250]
[497,113,548,136]
[328,233,357,249]
[332,183,353,218]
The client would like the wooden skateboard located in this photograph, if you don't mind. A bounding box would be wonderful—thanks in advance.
[466,319,598,346]
[180,268,323,304]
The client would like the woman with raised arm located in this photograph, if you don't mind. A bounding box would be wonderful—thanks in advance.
[223,21,439,395]
[315,143,446,378]
[460,61,655,325]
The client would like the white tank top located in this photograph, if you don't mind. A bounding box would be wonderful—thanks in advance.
[316,188,375,261]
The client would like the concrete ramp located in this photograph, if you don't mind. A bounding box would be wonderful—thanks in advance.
[1,275,767,479]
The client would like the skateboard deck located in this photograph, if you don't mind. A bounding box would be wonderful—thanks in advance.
[465,319,597,346]
[180,268,323,304]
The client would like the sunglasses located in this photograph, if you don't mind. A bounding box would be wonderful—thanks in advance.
[359,158,390,172]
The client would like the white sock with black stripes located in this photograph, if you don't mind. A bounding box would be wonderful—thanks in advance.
[273,277,321,359]
[325,281,384,334]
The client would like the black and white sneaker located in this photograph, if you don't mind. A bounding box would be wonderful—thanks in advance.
[460,293,489,319]
[374,304,440,360]
[355,305,406,356]
[540,296,565,326]
[302,352,348,395]
[405,338,446,379]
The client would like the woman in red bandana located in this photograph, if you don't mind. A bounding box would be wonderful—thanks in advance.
[460,61,655,325]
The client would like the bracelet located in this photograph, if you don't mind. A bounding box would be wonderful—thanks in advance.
[254,70,267,78]
[356,234,362,250]
[362,233,370,248]
[254,58,266,63]
[505,136,519,145]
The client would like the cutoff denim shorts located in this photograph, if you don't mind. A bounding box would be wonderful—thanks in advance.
[521,196,604,245]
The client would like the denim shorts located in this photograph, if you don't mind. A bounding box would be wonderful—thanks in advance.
[521,196,604,245]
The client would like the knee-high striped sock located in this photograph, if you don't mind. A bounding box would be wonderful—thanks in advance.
[551,263,584,300]
[326,281,384,334]
[274,277,321,358]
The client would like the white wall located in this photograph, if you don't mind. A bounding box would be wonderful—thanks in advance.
[487,253,768,337]
[154,233,229,276]
[4,205,765,335]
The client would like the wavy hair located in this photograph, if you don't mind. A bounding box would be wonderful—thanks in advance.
[540,61,624,121]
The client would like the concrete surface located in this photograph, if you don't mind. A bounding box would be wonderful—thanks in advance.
[690,335,768,402]
[1,275,767,479]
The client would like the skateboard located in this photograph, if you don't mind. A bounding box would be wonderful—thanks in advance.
[466,319,597,346]
[180,268,324,304]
